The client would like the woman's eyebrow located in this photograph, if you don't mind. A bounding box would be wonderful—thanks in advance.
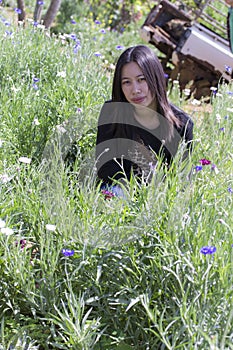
[121,74,144,80]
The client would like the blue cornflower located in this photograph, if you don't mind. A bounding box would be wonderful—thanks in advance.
[94,52,101,57]
[227,91,233,95]
[95,20,101,24]
[70,33,77,40]
[4,21,11,26]
[70,19,76,24]
[61,248,74,257]
[225,65,232,74]
[100,29,106,34]
[33,21,38,27]
[219,127,225,132]
[73,43,81,54]
[14,8,22,14]
[195,165,203,172]
[33,77,40,83]
[116,45,124,50]
[32,83,39,90]
[200,246,216,255]
[228,187,233,193]
[37,1,44,5]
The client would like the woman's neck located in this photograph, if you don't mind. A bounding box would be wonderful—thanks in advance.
[133,105,160,130]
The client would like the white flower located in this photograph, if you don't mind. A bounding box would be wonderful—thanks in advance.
[1,227,14,235]
[32,118,40,126]
[56,124,67,134]
[0,219,6,228]
[19,156,32,164]
[0,174,11,183]
[11,86,20,93]
[191,99,201,106]
[0,139,3,147]
[216,113,221,122]
[57,71,66,78]
[45,224,56,232]
[183,88,191,96]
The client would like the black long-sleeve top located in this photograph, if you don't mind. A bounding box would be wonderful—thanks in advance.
[95,101,193,184]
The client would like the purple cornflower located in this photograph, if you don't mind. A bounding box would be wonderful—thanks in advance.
[95,20,101,24]
[219,127,225,132]
[100,29,106,34]
[14,8,22,14]
[33,77,40,83]
[37,1,44,5]
[200,246,216,255]
[61,248,74,257]
[195,165,203,172]
[15,239,27,249]
[94,52,101,57]
[33,21,38,27]
[228,187,233,193]
[101,189,115,200]
[70,19,76,24]
[199,158,211,165]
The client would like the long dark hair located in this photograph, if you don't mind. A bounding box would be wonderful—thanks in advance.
[111,45,181,140]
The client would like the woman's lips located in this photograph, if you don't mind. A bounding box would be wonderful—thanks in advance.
[131,97,145,104]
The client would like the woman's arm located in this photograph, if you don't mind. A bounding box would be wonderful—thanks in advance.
[95,103,132,183]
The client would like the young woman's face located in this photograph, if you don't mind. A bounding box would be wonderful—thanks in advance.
[121,62,155,109]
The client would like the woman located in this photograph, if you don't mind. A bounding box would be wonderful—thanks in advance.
[95,45,193,191]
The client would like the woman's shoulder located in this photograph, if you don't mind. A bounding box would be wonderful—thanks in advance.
[170,103,194,140]
[170,103,193,130]
[170,103,192,124]
[99,100,134,124]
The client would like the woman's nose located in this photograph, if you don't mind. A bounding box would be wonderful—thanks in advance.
[132,82,141,94]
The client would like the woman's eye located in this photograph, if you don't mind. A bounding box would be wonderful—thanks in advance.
[138,77,145,82]
[122,80,130,85]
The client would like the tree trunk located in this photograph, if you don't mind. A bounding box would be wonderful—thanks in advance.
[43,0,62,29]
[34,0,44,23]
[17,0,26,25]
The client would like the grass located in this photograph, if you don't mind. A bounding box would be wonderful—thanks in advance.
[0,3,233,350]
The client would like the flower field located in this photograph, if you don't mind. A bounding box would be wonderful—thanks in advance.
[0,3,233,349]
